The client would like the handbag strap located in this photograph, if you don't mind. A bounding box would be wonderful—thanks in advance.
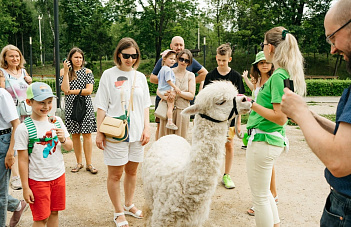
[3,70,21,103]
[125,70,137,118]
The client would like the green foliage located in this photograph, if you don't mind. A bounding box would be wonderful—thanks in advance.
[60,0,112,64]
[0,0,34,58]
[306,79,351,96]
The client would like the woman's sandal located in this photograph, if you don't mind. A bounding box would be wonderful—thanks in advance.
[86,164,98,174]
[71,163,83,173]
[124,204,143,219]
[247,206,255,216]
[114,213,128,227]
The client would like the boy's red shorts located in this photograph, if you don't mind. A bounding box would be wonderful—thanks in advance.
[28,173,66,221]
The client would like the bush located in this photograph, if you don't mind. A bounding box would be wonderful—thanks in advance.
[35,77,351,97]
[306,79,351,96]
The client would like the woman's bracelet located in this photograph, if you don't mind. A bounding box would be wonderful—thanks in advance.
[60,137,66,144]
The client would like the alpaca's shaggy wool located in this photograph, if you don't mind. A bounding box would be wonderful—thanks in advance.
[143,81,251,227]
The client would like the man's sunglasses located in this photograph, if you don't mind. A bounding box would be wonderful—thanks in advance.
[326,19,351,46]
[121,53,138,59]
[179,57,190,64]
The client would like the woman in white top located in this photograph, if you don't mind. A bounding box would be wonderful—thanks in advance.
[0,45,32,120]
[242,51,278,216]
[0,44,32,191]
[95,37,151,227]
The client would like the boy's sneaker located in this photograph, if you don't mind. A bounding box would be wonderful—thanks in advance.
[222,174,235,189]
[9,200,28,227]
[10,176,22,190]
[166,123,178,130]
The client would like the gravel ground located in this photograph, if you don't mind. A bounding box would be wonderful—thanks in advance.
[8,99,339,227]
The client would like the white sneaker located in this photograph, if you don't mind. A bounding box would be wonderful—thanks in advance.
[166,123,178,130]
[10,176,22,190]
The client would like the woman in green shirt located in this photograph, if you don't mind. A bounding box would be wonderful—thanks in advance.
[246,27,306,227]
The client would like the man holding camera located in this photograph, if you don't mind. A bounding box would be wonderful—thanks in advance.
[281,0,351,225]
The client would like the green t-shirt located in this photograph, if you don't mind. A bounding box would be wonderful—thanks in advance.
[247,68,289,147]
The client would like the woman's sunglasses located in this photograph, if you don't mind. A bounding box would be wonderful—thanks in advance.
[121,53,138,59]
[179,57,190,64]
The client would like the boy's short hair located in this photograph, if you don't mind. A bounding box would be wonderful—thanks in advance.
[216,44,232,57]
[27,82,56,101]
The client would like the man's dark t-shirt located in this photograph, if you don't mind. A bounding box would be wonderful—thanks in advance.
[204,67,246,126]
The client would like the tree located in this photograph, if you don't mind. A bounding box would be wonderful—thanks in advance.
[0,0,16,47]
[60,0,112,68]
[1,0,34,59]
[108,0,198,63]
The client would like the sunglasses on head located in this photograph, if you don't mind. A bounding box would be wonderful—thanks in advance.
[260,42,269,51]
[121,53,138,59]
[179,57,190,64]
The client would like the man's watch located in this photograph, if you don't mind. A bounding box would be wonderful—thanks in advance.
[251,99,255,104]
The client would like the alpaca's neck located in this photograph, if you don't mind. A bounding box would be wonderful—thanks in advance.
[184,116,228,191]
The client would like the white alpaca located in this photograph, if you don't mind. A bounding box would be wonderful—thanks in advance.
[143,81,251,227]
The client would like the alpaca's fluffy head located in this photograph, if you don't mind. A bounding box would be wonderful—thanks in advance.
[182,81,251,121]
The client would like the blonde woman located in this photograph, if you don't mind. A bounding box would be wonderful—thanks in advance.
[95,38,151,227]
[246,27,305,227]
[0,44,32,190]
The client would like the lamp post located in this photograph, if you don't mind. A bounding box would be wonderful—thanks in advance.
[203,36,206,68]
[29,37,32,77]
[38,15,43,66]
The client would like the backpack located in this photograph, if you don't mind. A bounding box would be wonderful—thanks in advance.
[24,117,61,155]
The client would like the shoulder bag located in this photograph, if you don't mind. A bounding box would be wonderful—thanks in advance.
[154,99,167,120]
[71,89,86,122]
[4,72,32,116]
[99,70,137,143]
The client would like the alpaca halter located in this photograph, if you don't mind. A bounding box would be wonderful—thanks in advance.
[199,97,238,123]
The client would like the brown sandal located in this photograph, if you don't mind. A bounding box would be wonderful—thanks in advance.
[71,163,83,173]
[86,164,98,174]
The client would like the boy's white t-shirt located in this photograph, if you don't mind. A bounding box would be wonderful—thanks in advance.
[14,116,69,181]
[0,88,18,129]
[95,67,151,142]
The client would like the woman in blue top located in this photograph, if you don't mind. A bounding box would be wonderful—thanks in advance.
[246,27,306,227]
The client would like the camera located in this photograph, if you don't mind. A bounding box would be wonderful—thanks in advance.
[284,79,294,91]
[63,58,72,71]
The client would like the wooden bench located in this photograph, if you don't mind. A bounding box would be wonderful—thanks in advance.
[32,74,56,79]
[305,75,339,79]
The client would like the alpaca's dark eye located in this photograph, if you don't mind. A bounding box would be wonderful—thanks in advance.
[217,100,226,105]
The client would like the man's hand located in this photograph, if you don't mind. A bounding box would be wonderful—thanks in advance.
[281,88,309,122]
[5,152,15,169]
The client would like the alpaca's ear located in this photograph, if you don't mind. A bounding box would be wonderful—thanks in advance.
[181,104,199,116]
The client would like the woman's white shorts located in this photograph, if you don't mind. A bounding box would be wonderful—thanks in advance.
[103,141,144,166]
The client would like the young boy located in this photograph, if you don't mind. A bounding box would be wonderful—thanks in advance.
[203,44,246,189]
[0,87,28,227]
[14,82,72,226]
[156,49,181,130]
